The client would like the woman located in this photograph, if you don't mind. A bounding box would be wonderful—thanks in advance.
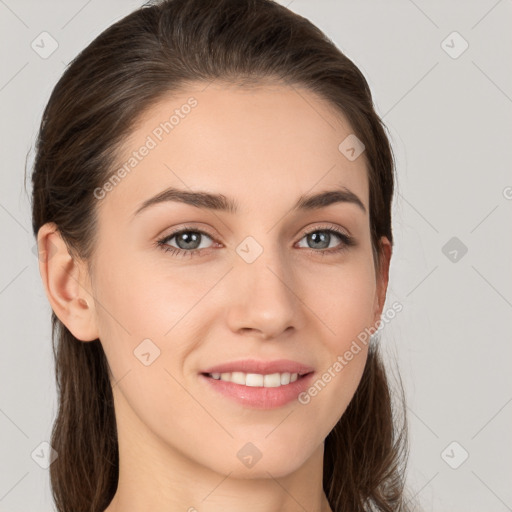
[31,0,415,510]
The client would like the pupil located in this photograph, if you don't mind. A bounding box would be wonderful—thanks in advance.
[309,231,329,249]
[178,232,200,250]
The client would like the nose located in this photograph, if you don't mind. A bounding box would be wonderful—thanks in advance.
[225,246,302,340]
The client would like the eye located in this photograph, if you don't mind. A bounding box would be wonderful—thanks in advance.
[156,226,216,258]
[296,224,355,255]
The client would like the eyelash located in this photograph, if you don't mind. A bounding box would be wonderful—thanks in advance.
[155,224,356,259]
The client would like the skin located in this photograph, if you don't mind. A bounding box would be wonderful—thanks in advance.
[38,81,391,512]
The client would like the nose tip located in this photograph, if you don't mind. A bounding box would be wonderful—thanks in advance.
[240,320,295,340]
[226,256,301,339]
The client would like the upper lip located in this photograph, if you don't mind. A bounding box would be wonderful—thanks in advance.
[201,359,315,376]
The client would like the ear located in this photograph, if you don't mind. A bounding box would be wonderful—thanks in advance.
[373,236,392,325]
[37,222,99,342]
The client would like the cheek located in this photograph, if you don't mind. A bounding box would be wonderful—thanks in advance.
[93,248,201,335]
[91,252,219,389]
[298,344,369,454]
[296,258,375,430]
[304,255,377,344]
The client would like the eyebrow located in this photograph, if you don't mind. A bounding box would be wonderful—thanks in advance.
[133,185,366,217]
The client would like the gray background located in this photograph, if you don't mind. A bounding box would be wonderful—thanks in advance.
[1,0,511,511]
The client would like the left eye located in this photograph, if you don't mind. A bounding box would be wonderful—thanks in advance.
[297,229,347,251]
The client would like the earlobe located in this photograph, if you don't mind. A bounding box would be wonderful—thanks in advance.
[37,222,99,342]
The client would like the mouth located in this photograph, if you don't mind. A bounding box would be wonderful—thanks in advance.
[199,368,315,409]
[198,359,315,408]
[201,370,314,388]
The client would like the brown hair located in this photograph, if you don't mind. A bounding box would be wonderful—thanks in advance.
[30,0,416,510]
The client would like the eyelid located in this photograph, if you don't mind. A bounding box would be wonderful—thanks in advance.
[157,224,218,242]
[297,222,351,240]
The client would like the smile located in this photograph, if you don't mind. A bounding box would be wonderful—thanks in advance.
[205,371,308,387]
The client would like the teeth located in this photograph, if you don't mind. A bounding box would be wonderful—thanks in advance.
[231,372,247,385]
[208,371,302,387]
[246,373,264,386]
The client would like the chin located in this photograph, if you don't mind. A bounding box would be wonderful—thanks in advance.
[210,444,314,480]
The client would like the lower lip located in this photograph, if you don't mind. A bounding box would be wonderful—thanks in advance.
[199,372,315,410]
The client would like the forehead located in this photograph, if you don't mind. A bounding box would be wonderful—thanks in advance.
[103,82,369,219]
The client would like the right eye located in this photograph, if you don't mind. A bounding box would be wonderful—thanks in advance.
[156,227,218,258]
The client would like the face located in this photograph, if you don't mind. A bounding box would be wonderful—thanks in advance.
[82,82,390,479]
